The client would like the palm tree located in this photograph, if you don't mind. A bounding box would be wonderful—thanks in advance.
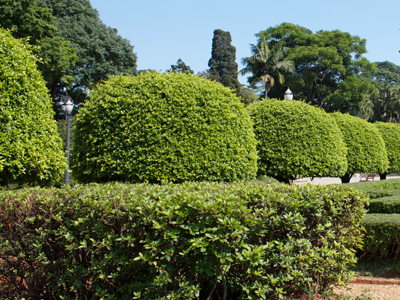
[240,38,295,99]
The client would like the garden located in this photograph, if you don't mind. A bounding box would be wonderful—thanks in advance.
[2,26,400,300]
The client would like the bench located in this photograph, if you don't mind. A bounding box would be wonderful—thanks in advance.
[360,174,376,182]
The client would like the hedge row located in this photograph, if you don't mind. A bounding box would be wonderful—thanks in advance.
[0,182,367,299]
[349,179,400,260]
[362,214,400,259]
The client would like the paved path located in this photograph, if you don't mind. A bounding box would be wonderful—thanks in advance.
[293,174,400,185]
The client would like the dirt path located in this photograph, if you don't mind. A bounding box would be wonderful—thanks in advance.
[334,282,400,300]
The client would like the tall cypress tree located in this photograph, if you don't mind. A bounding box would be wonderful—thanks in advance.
[208,29,241,92]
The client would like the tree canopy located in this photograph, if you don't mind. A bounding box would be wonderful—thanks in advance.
[72,73,257,183]
[247,99,348,183]
[37,0,138,117]
[168,58,194,74]
[208,29,241,92]
[241,37,295,99]
[0,0,77,96]
[358,61,400,123]
[0,28,66,186]
[332,113,388,183]
[257,23,376,114]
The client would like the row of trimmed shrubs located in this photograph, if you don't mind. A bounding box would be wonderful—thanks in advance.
[2,23,400,186]
[71,72,400,185]
[0,182,367,299]
[349,180,400,259]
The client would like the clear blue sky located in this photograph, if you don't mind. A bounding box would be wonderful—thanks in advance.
[89,0,400,84]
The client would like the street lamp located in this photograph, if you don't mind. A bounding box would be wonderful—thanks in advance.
[59,95,74,185]
[284,87,293,101]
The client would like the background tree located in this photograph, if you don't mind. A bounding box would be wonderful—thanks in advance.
[241,38,295,99]
[0,28,66,186]
[168,58,194,74]
[0,0,77,98]
[208,29,241,92]
[332,113,388,183]
[359,61,400,123]
[258,23,376,114]
[247,99,348,183]
[37,0,137,118]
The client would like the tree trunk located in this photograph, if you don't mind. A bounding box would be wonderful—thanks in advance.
[340,173,352,183]
[379,173,387,180]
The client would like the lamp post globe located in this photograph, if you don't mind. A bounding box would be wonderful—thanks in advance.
[60,95,73,185]
[284,87,293,101]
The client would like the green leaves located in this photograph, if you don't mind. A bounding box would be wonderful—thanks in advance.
[248,99,348,182]
[0,28,66,186]
[0,181,367,299]
[72,72,258,183]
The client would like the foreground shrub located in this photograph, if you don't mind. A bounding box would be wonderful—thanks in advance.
[332,113,389,183]
[72,73,257,183]
[0,28,66,186]
[374,122,400,179]
[0,182,367,299]
[247,99,348,183]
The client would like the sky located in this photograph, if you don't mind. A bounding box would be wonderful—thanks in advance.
[89,0,400,85]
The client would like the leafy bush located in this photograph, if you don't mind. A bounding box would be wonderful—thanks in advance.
[72,73,257,183]
[362,214,400,259]
[247,99,348,183]
[332,113,388,183]
[368,197,400,214]
[374,122,400,177]
[0,28,66,186]
[0,182,367,299]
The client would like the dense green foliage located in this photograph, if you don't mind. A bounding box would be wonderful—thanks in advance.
[0,0,77,98]
[208,29,241,92]
[374,122,400,176]
[359,61,400,123]
[240,37,295,99]
[257,23,376,114]
[72,72,257,183]
[0,28,66,186]
[37,0,137,117]
[347,179,400,259]
[332,113,389,183]
[247,99,348,183]
[362,214,400,259]
[0,182,367,299]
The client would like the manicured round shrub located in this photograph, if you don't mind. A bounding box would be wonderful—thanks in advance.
[0,28,66,186]
[374,122,400,178]
[247,99,348,183]
[72,72,258,183]
[332,113,389,183]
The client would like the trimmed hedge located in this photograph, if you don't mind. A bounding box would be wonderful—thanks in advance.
[374,122,400,177]
[368,197,400,214]
[0,182,367,299]
[72,73,257,183]
[247,99,348,183]
[332,113,389,183]
[362,214,400,259]
[0,28,66,186]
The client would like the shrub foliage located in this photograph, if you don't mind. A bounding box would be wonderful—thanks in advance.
[374,122,400,176]
[0,182,366,299]
[247,99,348,182]
[72,73,257,183]
[332,113,389,183]
[0,28,66,186]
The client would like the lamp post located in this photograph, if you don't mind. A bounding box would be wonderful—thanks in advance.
[59,95,74,185]
[284,87,293,101]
